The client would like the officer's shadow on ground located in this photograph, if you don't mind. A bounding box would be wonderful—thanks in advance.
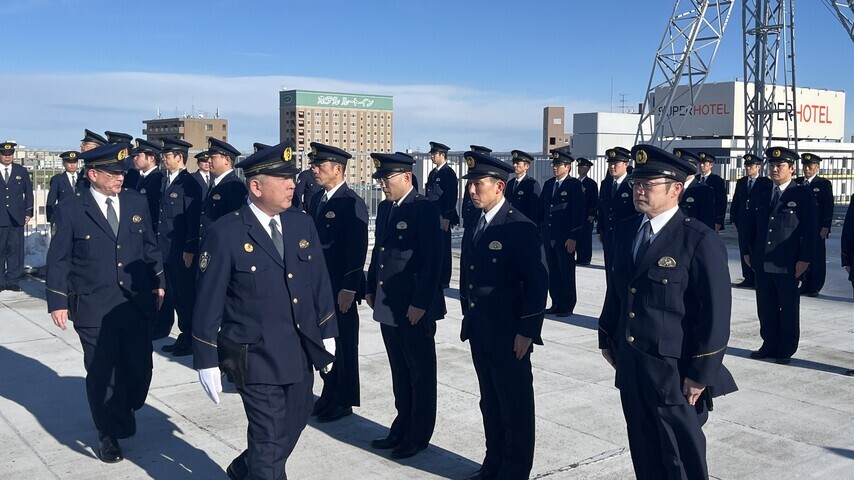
[726,346,851,375]
[0,346,224,478]
[307,401,480,479]
[20,277,47,301]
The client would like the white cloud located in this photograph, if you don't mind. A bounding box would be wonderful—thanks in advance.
[0,72,609,153]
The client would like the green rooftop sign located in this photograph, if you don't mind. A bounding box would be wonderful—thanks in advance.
[280,90,393,111]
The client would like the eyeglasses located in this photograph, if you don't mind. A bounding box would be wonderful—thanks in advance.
[377,172,404,185]
[629,180,673,191]
[95,170,127,179]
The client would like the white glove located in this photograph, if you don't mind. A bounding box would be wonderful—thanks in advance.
[198,367,223,404]
[322,338,336,374]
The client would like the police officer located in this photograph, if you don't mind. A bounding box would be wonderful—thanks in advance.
[130,139,165,230]
[192,151,214,198]
[598,147,638,274]
[575,156,598,265]
[841,193,854,302]
[307,142,369,423]
[462,145,493,229]
[199,138,247,240]
[294,165,321,212]
[459,151,548,480]
[743,147,817,365]
[426,141,460,289]
[192,140,338,480]
[599,144,737,480]
[365,151,444,460]
[796,153,834,297]
[80,129,107,152]
[157,137,203,355]
[539,149,584,317]
[0,141,34,291]
[46,151,83,223]
[697,152,727,232]
[506,149,541,222]
[674,149,716,230]
[46,144,165,463]
[104,131,137,189]
[730,154,772,288]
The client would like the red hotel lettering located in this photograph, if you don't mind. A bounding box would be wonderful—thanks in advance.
[796,105,833,124]
[691,103,730,115]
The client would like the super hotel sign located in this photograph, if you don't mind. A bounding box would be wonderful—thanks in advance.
[280,90,393,111]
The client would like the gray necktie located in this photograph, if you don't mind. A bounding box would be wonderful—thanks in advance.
[748,178,754,192]
[71,174,77,192]
[771,186,781,209]
[804,178,810,186]
[3,167,8,183]
[315,193,328,218]
[634,221,652,265]
[105,197,119,236]
[269,218,284,259]
[472,214,487,245]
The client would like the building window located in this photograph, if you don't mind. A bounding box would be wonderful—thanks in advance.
[553,118,562,125]
[549,137,556,145]
[205,124,213,131]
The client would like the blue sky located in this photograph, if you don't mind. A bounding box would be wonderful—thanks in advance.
[2,0,851,152]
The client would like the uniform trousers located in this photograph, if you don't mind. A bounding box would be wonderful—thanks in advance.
[754,269,800,358]
[73,292,153,439]
[800,235,826,294]
[319,302,360,408]
[229,354,314,480]
[735,224,755,284]
[380,321,437,448]
[440,226,452,287]
[471,349,535,480]
[544,239,576,313]
[617,347,709,480]
[0,225,24,286]
[576,219,594,264]
[162,261,196,337]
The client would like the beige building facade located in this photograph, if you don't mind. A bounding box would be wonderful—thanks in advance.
[543,106,572,153]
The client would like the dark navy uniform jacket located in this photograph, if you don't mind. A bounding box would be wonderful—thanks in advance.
[598,210,736,404]
[461,183,477,229]
[679,180,716,230]
[0,163,34,226]
[191,171,211,199]
[741,182,818,274]
[795,176,834,231]
[367,189,445,324]
[460,200,548,352]
[135,170,165,233]
[506,175,541,222]
[425,164,460,226]
[308,183,369,297]
[192,205,338,385]
[597,176,636,237]
[730,175,772,228]
[45,189,165,326]
[46,172,83,223]
[157,170,203,264]
[580,176,598,220]
[842,194,854,282]
[198,171,248,249]
[294,169,320,212]
[701,173,727,229]
[538,176,585,243]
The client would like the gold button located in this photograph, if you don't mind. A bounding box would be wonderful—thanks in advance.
[287,273,294,279]
[85,235,90,240]
[628,312,635,318]
[116,244,121,249]
[251,266,256,272]
[630,287,636,294]
[293,298,299,304]
[661,279,668,285]
[628,336,635,342]
[117,262,123,267]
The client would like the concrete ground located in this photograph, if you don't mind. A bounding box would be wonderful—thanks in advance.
[0,228,851,480]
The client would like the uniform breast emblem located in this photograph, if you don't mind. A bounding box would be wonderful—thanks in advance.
[813,188,819,192]
[244,243,254,253]
[15,176,21,180]
[560,191,567,196]
[140,188,146,194]
[170,192,178,198]
[488,241,503,251]
[396,221,408,230]
[325,211,336,219]
[621,192,630,197]
[212,194,221,201]
[199,252,211,272]
[299,239,310,249]
[132,215,142,223]
[517,190,524,196]
[787,201,796,207]
[658,256,677,268]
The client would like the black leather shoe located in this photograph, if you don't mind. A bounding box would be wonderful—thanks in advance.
[226,463,245,480]
[775,357,792,365]
[5,284,21,292]
[311,398,331,416]
[461,468,498,480]
[441,284,450,289]
[749,350,770,360]
[98,436,123,463]
[544,307,558,314]
[390,443,426,459]
[161,334,185,353]
[171,343,193,357]
[806,291,820,298]
[845,369,854,377]
[316,405,352,423]
[734,280,754,288]
[371,435,403,450]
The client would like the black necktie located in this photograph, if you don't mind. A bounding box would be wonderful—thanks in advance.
[165,176,172,190]
[269,218,284,259]
[748,178,754,192]
[634,221,652,265]
[553,181,561,198]
[699,176,706,184]
[387,203,398,227]
[611,180,618,198]
[315,193,328,218]
[771,186,781,209]
[472,214,487,245]
[105,197,119,236]
[804,178,810,186]
[208,174,214,188]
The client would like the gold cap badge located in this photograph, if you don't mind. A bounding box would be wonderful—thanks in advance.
[466,156,475,168]
[283,146,293,162]
[635,150,648,164]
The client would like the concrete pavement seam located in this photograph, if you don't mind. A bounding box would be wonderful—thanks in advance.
[0,407,61,479]
[529,447,629,479]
